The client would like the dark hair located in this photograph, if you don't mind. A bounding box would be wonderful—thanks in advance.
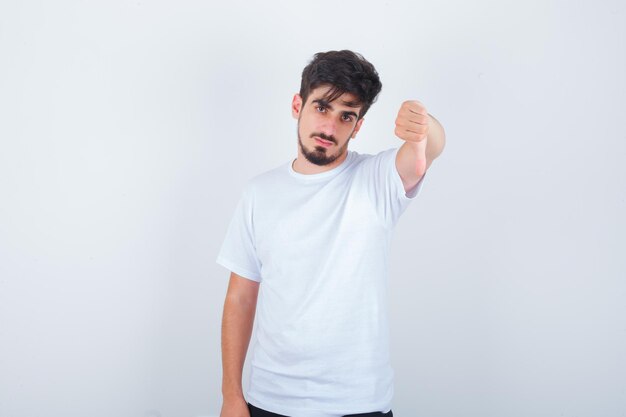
[299,50,382,120]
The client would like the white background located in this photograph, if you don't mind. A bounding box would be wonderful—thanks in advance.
[1,1,625,416]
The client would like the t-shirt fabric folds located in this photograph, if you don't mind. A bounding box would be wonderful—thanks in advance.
[217,146,426,417]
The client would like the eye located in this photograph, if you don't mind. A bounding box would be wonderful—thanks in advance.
[341,114,354,122]
[316,105,326,113]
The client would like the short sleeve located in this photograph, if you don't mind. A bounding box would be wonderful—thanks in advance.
[360,146,426,229]
[216,184,263,282]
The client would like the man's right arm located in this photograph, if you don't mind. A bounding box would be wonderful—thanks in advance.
[220,271,260,415]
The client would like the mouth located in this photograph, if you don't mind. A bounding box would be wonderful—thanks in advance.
[314,137,334,147]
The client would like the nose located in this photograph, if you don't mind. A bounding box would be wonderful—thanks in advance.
[319,118,337,137]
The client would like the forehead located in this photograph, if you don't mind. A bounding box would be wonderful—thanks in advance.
[307,85,362,111]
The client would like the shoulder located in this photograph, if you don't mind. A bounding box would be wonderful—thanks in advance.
[351,147,399,171]
[237,160,291,202]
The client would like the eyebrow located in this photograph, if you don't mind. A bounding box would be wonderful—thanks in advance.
[312,99,360,119]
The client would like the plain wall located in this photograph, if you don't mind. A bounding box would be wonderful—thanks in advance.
[1,1,624,416]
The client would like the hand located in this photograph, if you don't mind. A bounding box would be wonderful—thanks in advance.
[394,100,429,143]
[220,396,250,417]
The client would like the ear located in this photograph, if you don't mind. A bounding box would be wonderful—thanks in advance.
[351,118,365,139]
[291,94,303,119]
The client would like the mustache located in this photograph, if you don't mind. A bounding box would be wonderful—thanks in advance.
[310,133,336,143]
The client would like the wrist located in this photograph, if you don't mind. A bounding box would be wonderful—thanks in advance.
[222,387,245,402]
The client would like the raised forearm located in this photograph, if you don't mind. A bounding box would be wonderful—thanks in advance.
[425,113,446,164]
[395,104,446,190]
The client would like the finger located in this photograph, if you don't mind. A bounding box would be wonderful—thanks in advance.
[399,109,429,124]
[403,100,428,115]
[408,106,428,116]
[395,128,427,141]
[396,121,428,134]
[404,117,428,127]
[404,128,427,136]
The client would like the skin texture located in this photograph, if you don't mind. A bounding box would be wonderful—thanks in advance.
[291,88,446,192]
[220,272,259,417]
[291,85,364,175]
[395,100,446,192]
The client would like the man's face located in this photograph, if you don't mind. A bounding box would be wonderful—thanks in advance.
[292,85,365,166]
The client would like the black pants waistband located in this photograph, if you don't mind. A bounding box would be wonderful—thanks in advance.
[247,402,393,417]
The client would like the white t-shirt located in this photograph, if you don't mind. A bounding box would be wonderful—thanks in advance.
[216,146,426,417]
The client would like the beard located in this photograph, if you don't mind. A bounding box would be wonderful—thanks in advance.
[297,120,351,166]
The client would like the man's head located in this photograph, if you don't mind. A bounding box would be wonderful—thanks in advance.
[299,50,382,121]
[292,50,382,166]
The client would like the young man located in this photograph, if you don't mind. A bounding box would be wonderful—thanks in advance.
[217,50,446,417]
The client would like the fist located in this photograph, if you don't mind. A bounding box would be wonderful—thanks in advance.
[394,100,429,143]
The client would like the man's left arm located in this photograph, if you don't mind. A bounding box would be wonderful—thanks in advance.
[394,100,446,193]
